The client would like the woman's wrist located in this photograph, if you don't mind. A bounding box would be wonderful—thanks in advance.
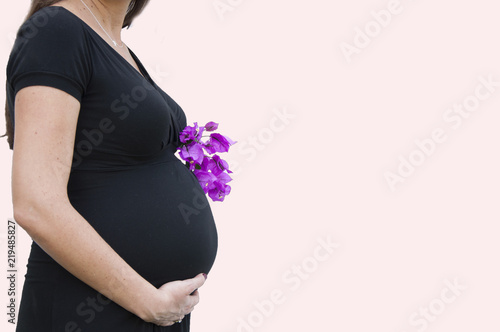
[127,282,162,321]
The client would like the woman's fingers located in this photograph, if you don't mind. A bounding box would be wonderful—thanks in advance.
[177,273,206,316]
[185,273,207,295]
[155,314,185,327]
[149,273,207,325]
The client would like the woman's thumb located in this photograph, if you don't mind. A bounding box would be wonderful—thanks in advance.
[187,273,207,294]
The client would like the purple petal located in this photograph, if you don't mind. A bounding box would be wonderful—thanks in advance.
[200,156,216,172]
[205,121,219,132]
[189,144,205,164]
[193,170,217,193]
[213,155,229,169]
[202,143,217,155]
[210,155,230,176]
[217,172,232,184]
[196,126,205,140]
[182,156,197,171]
[207,133,232,153]
[179,145,190,160]
[208,182,231,202]
[179,123,202,144]
[224,135,236,146]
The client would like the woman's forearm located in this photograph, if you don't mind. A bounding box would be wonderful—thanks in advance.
[14,198,157,320]
[11,86,160,321]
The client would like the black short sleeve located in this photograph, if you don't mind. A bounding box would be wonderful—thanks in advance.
[7,7,92,103]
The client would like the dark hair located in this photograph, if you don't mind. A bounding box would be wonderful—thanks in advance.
[2,0,150,149]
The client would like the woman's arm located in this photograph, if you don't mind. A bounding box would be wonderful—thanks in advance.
[12,86,205,326]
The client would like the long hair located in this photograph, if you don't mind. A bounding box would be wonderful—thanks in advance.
[2,0,150,149]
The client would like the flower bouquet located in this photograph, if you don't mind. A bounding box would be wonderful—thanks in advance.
[177,121,236,202]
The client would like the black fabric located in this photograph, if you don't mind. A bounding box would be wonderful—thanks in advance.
[7,6,217,331]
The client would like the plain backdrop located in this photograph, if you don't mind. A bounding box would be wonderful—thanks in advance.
[1,0,499,331]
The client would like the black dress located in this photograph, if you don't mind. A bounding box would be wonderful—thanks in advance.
[6,6,218,332]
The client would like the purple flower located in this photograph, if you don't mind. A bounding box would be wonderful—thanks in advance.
[211,155,232,176]
[204,133,236,154]
[199,155,216,172]
[216,171,232,184]
[179,143,204,165]
[208,182,231,202]
[193,169,218,194]
[204,121,219,132]
[183,157,197,171]
[179,123,197,144]
[177,121,236,202]
[179,122,204,144]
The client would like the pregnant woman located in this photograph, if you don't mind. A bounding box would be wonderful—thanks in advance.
[4,0,218,330]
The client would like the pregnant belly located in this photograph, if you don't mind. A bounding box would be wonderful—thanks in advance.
[66,158,218,286]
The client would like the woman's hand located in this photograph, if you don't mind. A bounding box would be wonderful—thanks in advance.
[140,273,208,326]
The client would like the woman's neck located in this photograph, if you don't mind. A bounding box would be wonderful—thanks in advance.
[78,0,130,40]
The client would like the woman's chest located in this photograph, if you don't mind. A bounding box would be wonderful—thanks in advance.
[72,58,185,167]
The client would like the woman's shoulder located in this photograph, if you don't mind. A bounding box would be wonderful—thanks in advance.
[15,6,87,48]
[7,6,93,98]
[10,6,91,65]
[25,5,83,26]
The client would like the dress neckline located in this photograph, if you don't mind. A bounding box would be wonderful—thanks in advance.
[48,6,155,86]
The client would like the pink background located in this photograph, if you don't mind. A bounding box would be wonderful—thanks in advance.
[1,0,499,331]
